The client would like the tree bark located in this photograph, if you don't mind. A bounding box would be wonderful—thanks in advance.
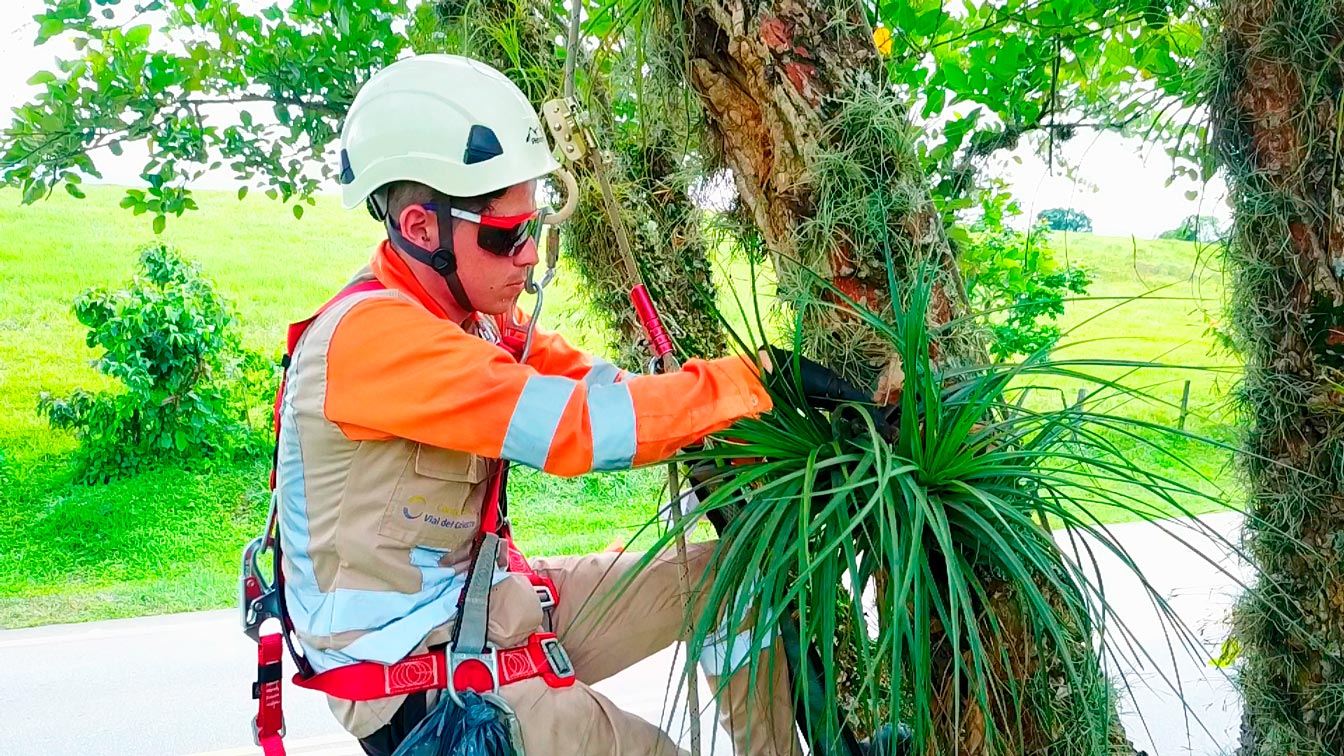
[1209,2,1344,754]
[664,0,974,391]
[431,0,727,368]
[656,0,1135,753]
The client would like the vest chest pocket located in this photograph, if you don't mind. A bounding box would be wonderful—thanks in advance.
[379,445,490,552]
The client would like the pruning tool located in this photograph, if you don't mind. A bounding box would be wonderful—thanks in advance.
[540,11,702,752]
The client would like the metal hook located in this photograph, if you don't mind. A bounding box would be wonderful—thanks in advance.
[547,168,580,224]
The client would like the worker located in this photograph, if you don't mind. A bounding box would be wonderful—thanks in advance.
[274,53,862,756]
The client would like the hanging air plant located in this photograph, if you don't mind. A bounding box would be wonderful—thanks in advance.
[613,266,1265,755]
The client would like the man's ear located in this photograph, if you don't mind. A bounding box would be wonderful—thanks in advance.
[397,204,438,248]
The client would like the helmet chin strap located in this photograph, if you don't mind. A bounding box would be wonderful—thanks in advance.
[384,194,476,314]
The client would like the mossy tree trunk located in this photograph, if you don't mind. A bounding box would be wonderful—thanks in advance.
[650,0,1136,753]
[1209,3,1344,754]
[666,0,974,391]
[431,0,727,368]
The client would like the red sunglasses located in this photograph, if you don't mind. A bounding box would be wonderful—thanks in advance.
[422,203,544,258]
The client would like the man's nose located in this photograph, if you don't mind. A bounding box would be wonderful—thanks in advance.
[514,237,540,267]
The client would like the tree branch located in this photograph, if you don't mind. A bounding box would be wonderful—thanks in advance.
[184,94,346,118]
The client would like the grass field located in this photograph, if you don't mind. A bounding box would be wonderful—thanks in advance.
[0,185,1238,627]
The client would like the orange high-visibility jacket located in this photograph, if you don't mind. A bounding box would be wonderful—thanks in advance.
[327,241,773,477]
[276,241,772,736]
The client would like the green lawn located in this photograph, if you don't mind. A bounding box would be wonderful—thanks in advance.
[0,186,1237,627]
[1040,231,1238,524]
[0,185,667,627]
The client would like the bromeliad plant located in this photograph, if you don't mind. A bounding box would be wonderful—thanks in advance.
[628,271,1253,755]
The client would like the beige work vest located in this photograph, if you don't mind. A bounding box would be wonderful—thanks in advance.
[276,284,542,737]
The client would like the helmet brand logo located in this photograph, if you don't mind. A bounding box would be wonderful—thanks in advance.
[526,126,544,145]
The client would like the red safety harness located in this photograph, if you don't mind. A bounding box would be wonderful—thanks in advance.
[242,281,574,756]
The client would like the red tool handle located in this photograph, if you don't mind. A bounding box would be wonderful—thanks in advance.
[630,284,674,360]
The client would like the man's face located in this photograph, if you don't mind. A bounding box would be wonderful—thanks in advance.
[450,180,540,316]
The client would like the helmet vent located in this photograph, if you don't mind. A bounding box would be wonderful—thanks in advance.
[464,124,503,165]
[339,149,355,185]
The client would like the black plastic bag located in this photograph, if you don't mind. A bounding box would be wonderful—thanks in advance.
[392,690,519,756]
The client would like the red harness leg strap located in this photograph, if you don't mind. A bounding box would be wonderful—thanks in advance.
[253,632,286,755]
[293,631,576,701]
[503,540,558,616]
[248,279,388,754]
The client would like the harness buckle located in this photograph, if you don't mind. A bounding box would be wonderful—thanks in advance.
[534,583,557,612]
[250,715,286,746]
[538,635,574,679]
[446,644,500,707]
[240,535,280,642]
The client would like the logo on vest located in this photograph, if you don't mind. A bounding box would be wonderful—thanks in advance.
[403,505,476,530]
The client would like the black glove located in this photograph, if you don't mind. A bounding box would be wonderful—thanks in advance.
[763,346,870,407]
[763,346,894,440]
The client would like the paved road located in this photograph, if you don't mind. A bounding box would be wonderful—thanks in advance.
[0,513,1245,755]
[1098,513,1246,756]
[0,609,729,756]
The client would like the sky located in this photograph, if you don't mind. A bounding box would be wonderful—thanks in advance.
[0,0,1230,239]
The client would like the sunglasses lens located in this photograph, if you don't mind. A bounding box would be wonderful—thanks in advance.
[477,225,518,256]
[478,218,540,257]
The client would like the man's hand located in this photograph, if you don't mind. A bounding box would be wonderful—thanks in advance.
[759,346,894,439]
[759,346,871,408]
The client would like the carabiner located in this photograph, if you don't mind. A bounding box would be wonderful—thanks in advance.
[239,535,280,641]
[479,692,527,756]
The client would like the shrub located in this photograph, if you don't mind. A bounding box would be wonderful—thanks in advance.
[1036,207,1093,232]
[960,223,1092,361]
[38,243,269,482]
[1159,214,1225,243]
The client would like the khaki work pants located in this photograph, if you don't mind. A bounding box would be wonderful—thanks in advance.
[490,540,804,756]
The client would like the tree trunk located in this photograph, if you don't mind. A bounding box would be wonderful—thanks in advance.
[431,0,727,368]
[659,0,977,392]
[653,0,1135,753]
[1209,3,1344,754]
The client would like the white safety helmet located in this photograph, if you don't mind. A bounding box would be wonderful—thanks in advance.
[338,54,560,210]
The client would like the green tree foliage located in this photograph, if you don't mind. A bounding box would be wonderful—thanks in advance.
[867,0,1210,229]
[1036,207,1094,233]
[961,223,1091,360]
[3,0,419,230]
[2,0,1206,234]
[38,243,267,481]
[1158,214,1224,242]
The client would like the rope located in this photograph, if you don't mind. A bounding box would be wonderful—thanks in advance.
[556,5,701,752]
